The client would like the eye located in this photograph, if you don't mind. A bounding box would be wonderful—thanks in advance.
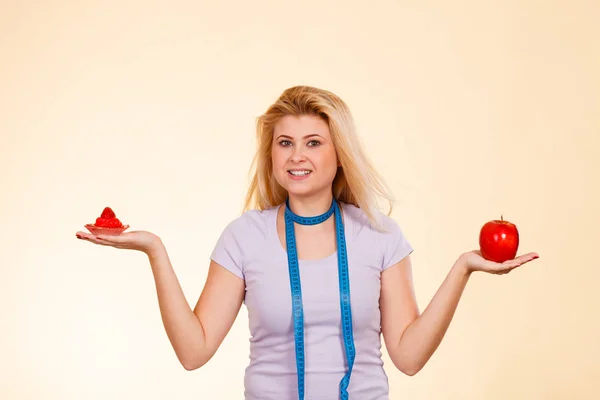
[307,140,321,147]
[278,140,292,146]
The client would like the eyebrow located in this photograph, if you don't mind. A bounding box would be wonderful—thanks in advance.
[276,134,324,140]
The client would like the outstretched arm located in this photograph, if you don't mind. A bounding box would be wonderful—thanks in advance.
[76,231,245,371]
[380,251,539,376]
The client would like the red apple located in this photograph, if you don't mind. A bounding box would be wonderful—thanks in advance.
[479,215,519,263]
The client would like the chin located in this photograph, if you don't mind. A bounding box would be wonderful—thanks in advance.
[282,185,314,197]
[287,185,333,201]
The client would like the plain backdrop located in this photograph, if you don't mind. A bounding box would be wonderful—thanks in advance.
[2,1,599,399]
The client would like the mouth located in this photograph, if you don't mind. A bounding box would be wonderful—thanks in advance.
[287,169,312,178]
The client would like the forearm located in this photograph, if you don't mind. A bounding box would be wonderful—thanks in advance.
[394,256,471,375]
[146,241,208,369]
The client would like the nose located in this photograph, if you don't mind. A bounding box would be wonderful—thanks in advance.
[290,145,306,163]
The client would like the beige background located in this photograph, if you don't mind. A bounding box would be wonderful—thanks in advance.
[2,1,599,399]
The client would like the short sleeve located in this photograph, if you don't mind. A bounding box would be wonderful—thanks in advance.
[210,217,247,280]
[381,217,414,271]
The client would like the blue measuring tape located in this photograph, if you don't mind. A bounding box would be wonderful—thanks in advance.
[284,198,356,400]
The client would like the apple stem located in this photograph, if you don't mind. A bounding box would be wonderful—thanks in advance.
[501,214,503,221]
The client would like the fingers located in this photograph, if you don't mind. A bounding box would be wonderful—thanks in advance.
[503,252,539,267]
[75,232,126,248]
[94,234,126,244]
[76,233,108,246]
[514,252,539,261]
[76,232,95,242]
[518,252,539,263]
[491,252,540,275]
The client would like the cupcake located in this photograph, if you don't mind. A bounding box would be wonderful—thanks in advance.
[85,207,130,235]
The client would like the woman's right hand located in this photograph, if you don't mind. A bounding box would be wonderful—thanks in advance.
[76,230,163,255]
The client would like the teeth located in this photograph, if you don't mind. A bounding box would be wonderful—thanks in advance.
[289,170,311,176]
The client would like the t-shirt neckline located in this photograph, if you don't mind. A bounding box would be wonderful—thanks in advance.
[269,202,350,264]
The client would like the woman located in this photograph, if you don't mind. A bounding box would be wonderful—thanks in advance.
[76,85,539,400]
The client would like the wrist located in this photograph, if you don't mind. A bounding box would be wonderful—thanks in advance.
[145,236,165,259]
[455,254,473,277]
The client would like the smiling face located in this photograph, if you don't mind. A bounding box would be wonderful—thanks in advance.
[271,114,339,201]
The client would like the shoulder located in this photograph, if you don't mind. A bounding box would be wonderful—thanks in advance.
[341,202,413,270]
[210,206,278,278]
[341,202,404,237]
[218,205,277,243]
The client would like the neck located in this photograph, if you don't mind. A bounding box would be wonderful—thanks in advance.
[287,192,334,217]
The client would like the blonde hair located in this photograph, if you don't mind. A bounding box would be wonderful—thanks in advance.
[243,85,395,230]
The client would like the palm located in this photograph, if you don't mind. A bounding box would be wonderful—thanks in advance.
[462,250,539,275]
[76,230,161,254]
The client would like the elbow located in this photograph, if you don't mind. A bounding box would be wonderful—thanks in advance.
[401,364,423,377]
[389,343,429,376]
[179,353,209,371]
[176,343,213,371]
[182,360,201,371]
[391,357,424,377]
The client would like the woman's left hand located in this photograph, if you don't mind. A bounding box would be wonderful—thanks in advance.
[459,250,539,275]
